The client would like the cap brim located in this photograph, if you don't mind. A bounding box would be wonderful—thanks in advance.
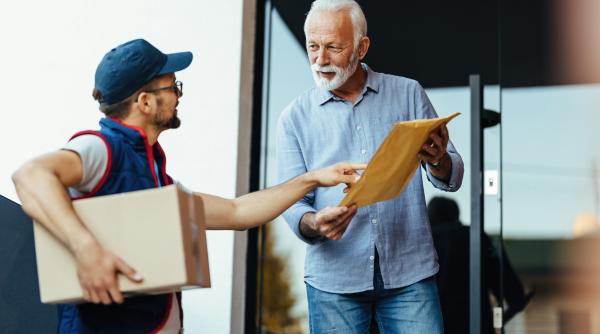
[158,51,193,75]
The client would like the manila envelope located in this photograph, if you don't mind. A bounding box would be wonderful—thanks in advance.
[340,112,460,208]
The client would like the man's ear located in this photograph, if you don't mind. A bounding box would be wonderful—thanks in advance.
[358,36,370,60]
[135,92,153,116]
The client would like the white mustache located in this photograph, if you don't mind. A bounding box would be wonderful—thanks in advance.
[311,64,343,75]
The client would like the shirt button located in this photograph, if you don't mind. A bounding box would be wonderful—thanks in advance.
[361,149,367,155]
[369,255,375,261]
[371,219,377,225]
[356,125,361,130]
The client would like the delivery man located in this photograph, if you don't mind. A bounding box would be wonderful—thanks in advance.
[12,39,364,333]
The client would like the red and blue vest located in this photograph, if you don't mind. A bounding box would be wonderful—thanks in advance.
[58,117,180,334]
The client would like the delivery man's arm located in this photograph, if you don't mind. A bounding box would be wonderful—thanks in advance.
[197,162,365,230]
[12,150,141,305]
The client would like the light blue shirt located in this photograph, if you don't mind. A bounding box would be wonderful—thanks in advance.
[276,64,464,293]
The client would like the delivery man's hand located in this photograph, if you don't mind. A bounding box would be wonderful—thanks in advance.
[300,205,358,241]
[73,236,143,304]
[308,162,366,189]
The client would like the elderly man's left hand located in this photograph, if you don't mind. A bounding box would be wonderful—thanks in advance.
[418,124,452,182]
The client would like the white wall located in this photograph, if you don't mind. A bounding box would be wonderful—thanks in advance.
[0,0,244,332]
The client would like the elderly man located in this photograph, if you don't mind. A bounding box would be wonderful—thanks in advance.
[12,39,364,333]
[276,0,464,332]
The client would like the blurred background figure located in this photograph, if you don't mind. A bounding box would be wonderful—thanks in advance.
[428,196,533,334]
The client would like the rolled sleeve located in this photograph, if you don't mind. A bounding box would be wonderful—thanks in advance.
[426,149,464,192]
[282,202,321,245]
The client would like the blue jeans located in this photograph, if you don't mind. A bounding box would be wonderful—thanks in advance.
[306,252,443,334]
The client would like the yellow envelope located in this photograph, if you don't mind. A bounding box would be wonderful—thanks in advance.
[340,112,460,208]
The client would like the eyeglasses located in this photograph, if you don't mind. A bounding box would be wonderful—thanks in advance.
[144,81,183,97]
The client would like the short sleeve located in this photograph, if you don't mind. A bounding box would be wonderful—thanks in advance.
[62,134,109,195]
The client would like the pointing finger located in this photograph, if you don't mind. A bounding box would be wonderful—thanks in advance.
[345,163,367,171]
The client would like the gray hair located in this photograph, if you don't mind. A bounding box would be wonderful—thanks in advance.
[304,0,367,46]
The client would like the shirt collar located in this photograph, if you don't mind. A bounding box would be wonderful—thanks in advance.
[317,63,380,106]
[363,63,380,93]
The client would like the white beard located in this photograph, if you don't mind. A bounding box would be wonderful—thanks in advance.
[311,49,360,91]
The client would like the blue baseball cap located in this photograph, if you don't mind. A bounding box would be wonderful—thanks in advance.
[94,39,193,105]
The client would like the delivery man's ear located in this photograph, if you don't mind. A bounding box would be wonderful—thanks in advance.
[134,91,155,117]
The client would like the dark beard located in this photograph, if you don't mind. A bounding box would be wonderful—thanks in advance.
[154,97,181,129]
[154,113,180,130]
[166,115,181,129]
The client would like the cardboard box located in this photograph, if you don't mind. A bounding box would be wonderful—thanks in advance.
[33,184,211,304]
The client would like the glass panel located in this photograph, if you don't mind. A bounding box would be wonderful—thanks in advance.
[501,1,600,333]
[423,83,504,334]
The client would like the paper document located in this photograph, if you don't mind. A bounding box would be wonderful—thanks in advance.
[339,112,460,208]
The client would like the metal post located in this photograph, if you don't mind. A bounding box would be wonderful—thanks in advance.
[470,74,484,334]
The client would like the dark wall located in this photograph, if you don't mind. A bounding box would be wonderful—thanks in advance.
[272,0,557,88]
[0,195,57,332]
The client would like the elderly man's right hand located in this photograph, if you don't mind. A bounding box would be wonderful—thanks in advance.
[301,205,358,241]
[73,236,142,305]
